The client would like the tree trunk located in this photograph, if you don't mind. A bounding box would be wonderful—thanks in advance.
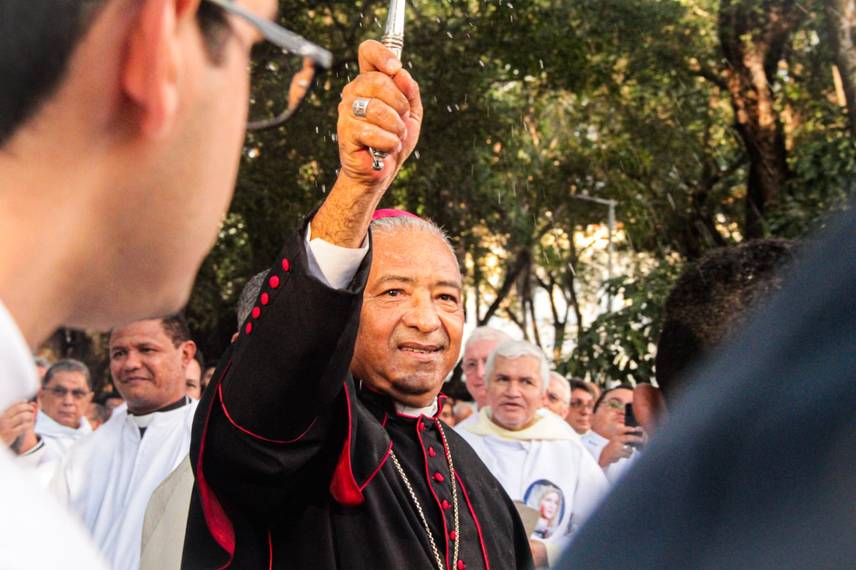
[827,0,856,138]
[718,0,809,237]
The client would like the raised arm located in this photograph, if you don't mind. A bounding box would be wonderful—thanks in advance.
[192,40,423,512]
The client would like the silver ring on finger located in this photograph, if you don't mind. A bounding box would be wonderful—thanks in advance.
[352,97,370,118]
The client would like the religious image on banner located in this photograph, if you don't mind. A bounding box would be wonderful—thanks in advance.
[523,480,565,539]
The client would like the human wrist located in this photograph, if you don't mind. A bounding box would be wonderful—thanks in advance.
[311,174,384,248]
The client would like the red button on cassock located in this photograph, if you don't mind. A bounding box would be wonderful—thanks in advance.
[449,531,457,541]
[433,472,445,483]
[457,561,466,570]
[428,447,437,457]
[282,258,290,272]
[251,307,261,319]
[269,275,280,289]
[245,322,253,335]
[441,500,452,510]
[260,292,270,306]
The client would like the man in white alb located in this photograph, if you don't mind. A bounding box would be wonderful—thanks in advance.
[457,340,608,567]
[51,315,198,569]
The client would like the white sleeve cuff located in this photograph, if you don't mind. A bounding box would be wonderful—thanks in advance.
[304,222,369,290]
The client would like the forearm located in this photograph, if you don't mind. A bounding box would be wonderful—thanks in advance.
[310,173,384,248]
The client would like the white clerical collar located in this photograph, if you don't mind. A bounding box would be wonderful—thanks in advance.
[0,298,38,410]
[395,398,439,418]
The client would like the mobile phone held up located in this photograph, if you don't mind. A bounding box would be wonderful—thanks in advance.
[624,403,644,449]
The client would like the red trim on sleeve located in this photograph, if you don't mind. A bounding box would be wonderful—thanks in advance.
[196,360,237,569]
[218,383,317,444]
[267,529,274,570]
[329,383,364,506]
[454,472,491,570]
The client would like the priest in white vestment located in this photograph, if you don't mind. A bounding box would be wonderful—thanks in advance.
[51,316,198,570]
[457,340,609,567]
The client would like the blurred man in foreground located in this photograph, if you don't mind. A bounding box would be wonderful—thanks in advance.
[560,239,813,568]
[0,1,331,568]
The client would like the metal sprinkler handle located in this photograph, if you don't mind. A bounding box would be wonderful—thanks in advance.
[370,0,406,171]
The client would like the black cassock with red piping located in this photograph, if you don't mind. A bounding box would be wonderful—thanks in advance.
[181,220,534,570]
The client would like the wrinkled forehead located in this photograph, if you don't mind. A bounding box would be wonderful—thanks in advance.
[494,354,541,377]
[370,228,461,285]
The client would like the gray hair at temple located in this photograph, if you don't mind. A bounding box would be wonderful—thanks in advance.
[484,339,551,395]
[43,358,92,391]
[237,270,271,327]
[370,215,458,269]
[465,326,511,352]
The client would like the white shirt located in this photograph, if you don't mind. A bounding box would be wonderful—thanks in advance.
[580,430,638,484]
[0,299,108,570]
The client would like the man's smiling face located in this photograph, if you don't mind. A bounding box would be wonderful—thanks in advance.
[351,226,464,408]
[109,319,192,414]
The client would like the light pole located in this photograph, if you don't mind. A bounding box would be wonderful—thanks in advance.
[569,194,618,311]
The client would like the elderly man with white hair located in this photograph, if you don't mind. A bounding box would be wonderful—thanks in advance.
[543,372,572,420]
[457,340,608,567]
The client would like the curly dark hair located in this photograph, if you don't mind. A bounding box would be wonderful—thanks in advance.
[655,239,798,398]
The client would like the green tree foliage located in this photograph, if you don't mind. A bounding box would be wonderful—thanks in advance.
[180,0,855,383]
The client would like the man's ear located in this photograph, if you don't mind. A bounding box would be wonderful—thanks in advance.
[122,0,201,138]
[180,340,197,368]
[633,383,667,435]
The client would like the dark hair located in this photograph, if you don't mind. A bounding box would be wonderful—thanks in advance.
[0,1,228,146]
[569,378,595,398]
[160,313,192,347]
[593,384,634,413]
[656,239,797,398]
[43,358,92,391]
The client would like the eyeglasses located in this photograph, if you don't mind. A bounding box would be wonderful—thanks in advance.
[204,0,333,130]
[570,399,594,410]
[45,386,91,400]
[604,399,626,411]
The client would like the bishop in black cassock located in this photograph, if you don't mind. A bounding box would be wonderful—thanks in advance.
[181,41,534,570]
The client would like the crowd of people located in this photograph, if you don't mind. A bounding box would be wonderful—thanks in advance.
[0,236,803,569]
[1,2,855,570]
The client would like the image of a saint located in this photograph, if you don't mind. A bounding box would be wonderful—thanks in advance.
[523,480,565,539]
